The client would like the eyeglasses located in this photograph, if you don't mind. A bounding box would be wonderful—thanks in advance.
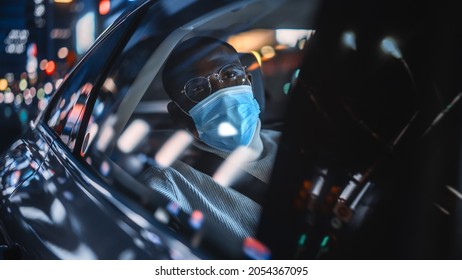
[181,64,247,103]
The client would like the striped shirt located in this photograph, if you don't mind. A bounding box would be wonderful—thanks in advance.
[139,125,280,254]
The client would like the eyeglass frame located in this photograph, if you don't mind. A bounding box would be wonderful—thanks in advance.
[180,63,249,103]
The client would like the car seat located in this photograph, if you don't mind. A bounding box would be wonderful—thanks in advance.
[239,52,266,113]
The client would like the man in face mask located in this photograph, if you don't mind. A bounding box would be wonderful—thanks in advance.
[163,36,261,153]
[141,36,280,245]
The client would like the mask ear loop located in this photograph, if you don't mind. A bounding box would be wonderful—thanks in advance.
[167,101,200,140]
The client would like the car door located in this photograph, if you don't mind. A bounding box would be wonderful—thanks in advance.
[0,1,176,259]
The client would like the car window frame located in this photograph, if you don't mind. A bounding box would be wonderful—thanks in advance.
[40,1,152,155]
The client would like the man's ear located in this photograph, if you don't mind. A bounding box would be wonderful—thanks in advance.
[167,101,198,137]
[167,101,189,125]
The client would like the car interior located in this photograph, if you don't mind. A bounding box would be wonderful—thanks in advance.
[0,0,458,261]
[74,0,459,260]
[74,0,315,259]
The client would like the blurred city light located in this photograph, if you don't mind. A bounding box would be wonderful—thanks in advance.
[155,130,193,168]
[342,31,357,50]
[217,122,238,137]
[4,29,29,54]
[213,146,258,188]
[243,237,271,260]
[260,45,276,60]
[275,29,314,47]
[58,47,69,59]
[0,79,7,91]
[380,37,402,59]
[76,12,96,55]
[117,119,150,153]
[99,0,111,15]
[45,61,56,75]
[0,0,143,137]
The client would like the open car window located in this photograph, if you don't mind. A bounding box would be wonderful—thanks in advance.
[76,0,315,258]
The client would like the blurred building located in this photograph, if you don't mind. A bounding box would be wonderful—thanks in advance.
[0,0,137,126]
[0,0,137,78]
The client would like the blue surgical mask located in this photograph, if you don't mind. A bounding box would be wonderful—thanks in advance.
[188,85,260,152]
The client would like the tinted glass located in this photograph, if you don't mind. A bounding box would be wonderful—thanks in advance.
[80,0,312,258]
[45,12,139,151]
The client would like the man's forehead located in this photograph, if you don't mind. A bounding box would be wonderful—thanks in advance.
[207,49,238,62]
[193,51,240,73]
[164,42,241,99]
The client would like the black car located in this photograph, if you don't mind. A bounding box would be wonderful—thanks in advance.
[0,0,459,259]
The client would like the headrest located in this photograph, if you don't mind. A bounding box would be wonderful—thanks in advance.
[239,52,265,112]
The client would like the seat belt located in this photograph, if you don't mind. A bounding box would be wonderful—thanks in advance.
[182,146,268,205]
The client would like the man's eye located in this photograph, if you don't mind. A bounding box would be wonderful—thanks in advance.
[192,85,206,93]
[222,69,239,79]
[186,78,209,96]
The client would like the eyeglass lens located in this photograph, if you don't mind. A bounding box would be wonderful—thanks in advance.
[184,64,246,102]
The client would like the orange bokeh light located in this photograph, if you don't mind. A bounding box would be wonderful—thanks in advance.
[99,0,111,15]
[45,61,56,75]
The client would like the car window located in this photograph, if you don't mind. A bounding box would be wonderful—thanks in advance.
[44,11,141,151]
[78,0,316,258]
[1,0,456,261]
